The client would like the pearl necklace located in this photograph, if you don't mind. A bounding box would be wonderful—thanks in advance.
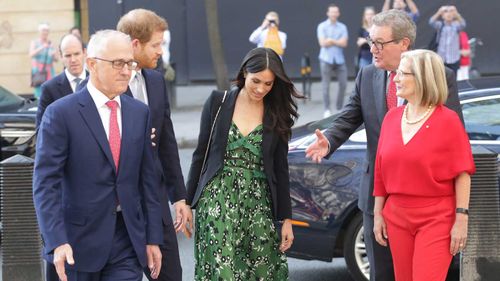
[403,105,433,124]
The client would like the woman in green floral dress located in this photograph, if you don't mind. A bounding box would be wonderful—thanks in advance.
[187,48,303,280]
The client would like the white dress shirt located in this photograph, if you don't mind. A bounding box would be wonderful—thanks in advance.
[65,69,87,93]
[86,80,122,139]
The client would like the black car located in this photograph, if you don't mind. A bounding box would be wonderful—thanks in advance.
[0,86,37,161]
[286,77,500,281]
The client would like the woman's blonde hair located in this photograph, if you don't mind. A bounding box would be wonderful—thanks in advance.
[401,50,448,106]
[362,7,375,29]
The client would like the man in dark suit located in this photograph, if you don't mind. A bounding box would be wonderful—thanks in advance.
[117,9,189,281]
[305,10,463,281]
[33,30,163,281]
[36,33,87,128]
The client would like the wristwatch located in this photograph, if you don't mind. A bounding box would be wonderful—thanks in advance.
[456,208,469,215]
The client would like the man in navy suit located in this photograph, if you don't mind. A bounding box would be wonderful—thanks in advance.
[117,9,190,281]
[33,30,163,281]
[36,33,87,128]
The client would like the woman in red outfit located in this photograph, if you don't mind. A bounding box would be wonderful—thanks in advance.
[373,49,475,281]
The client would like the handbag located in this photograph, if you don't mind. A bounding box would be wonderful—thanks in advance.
[31,47,49,87]
[198,90,228,181]
[31,71,47,87]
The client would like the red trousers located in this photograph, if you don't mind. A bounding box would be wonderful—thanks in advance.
[383,195,455,281]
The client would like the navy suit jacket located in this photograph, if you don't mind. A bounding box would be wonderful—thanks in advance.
[33,88,163,272]
[132,69,186,225]
[36,71,88,128]
[323,65,463,215]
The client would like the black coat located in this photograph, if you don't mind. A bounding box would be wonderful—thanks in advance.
[138,69,187,225]
[186,87,292,220]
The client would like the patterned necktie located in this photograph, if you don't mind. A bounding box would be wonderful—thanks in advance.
[386,71,397,110]
[74,78,82,91]
[134,72,146,104]
[106,100,121,171]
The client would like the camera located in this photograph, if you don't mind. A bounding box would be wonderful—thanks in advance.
[268,19,277,25]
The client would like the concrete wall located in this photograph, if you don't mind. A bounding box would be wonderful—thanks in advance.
[0,0,74,95]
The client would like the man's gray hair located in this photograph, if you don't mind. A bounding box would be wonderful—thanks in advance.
[372,9,416,49]
[86,29,131,58]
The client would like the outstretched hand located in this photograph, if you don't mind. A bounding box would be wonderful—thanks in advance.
[305,129,330,163]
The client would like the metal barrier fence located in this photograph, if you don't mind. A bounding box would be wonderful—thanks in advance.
[462,146,500,280]
[0,155,42,281]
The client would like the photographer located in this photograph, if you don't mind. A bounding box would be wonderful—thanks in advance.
[382,0,420,22]
[249,11,287,57]
[429,5,466,74]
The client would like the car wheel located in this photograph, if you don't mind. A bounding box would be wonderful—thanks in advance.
[344,212,369,281]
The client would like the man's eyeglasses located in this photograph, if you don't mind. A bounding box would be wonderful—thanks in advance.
[92,57,138,70]
[395,69,414,79]
[366,37,400,51]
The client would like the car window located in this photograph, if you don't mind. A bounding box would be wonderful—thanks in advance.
[462,95,500,141]
[0,85,24,111]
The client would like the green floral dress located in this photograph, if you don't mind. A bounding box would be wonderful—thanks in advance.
[195,122,288,281]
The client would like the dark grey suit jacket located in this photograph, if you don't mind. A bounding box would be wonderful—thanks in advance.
[324,65,463,215]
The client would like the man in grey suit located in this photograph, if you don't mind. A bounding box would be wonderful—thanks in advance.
[306,10,463,281]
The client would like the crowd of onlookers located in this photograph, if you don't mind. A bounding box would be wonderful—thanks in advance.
[29,1,472,108]
[247,1,470,117]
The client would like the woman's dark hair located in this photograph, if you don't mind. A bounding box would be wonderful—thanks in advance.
[235,47,303,142]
